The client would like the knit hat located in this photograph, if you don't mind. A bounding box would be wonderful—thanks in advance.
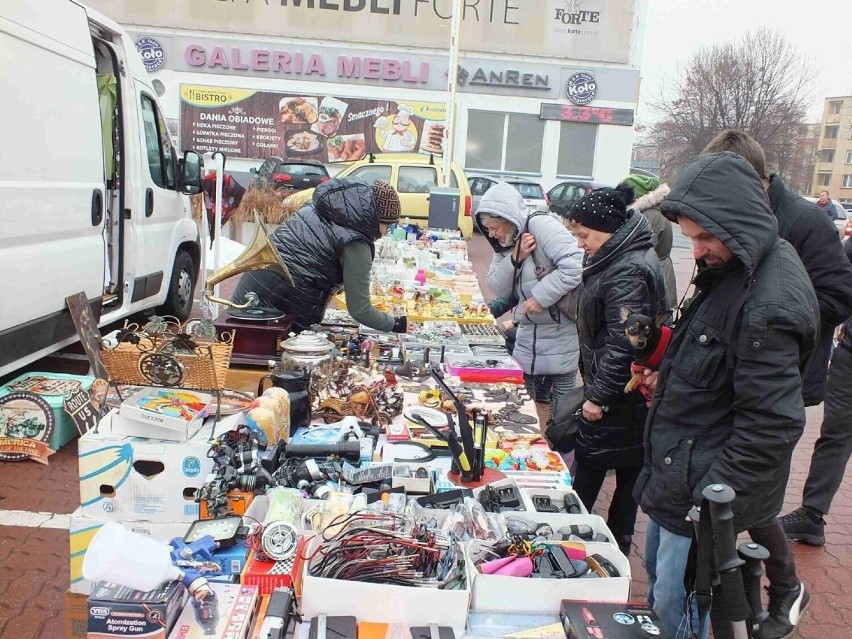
[568,187,629,233]
[619,174,660,199]
[373,179,401,224]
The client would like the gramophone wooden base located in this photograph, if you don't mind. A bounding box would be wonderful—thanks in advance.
[214,313,296,367]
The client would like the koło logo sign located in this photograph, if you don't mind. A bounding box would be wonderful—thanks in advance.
[136,37,165,72]
[565,72,597,105]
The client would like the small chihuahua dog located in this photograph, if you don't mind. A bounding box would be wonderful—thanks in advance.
[620,308,670,395]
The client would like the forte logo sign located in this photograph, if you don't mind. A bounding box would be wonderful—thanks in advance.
[553,0,601,24]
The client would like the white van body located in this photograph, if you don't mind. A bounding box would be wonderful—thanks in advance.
[0,0,201,377]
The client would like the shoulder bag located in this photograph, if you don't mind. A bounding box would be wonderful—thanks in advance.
[544,385,585,453]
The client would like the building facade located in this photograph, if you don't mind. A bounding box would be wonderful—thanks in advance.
[813,96,852,208]
[84,0,647,190]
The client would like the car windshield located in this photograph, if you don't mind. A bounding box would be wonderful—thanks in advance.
[511,182,545,199]
[257,158,281,175]
[280,164,327,177]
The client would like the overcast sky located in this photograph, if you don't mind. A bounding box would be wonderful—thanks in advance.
[637,0,852,124]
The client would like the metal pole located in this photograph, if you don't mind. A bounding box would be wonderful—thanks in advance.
[199,156,210,318]
[442,0,463,188]
[212,151,226,320]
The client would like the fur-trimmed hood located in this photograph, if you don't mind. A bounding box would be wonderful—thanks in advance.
[632,184,670,213]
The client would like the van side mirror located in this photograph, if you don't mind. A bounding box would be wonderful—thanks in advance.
[250,167,258,174]
[181,150,203,195]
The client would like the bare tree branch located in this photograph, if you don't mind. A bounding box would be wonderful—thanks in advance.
[648,29,816,185]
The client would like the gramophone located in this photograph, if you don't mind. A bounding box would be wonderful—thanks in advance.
[209,214,298,366]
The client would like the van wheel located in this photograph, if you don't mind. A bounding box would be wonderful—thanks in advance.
[158,250,195,322]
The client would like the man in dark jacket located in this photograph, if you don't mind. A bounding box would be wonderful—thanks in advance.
[703,131,852,405]
[780,238,852,546]
[634,152,819,639]
[232,178,411,333]
[817,190,839,219]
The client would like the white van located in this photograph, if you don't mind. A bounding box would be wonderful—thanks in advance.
[0,1,204,377]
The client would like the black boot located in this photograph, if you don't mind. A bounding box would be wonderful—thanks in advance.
[779,506,825,546]
[758,581,810,639]
[616,534,632,557]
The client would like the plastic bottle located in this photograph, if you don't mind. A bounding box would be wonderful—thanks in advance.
[83,521,182,591]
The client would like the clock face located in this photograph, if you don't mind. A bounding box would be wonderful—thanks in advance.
[139,353,184,386]
[184,516,242,543]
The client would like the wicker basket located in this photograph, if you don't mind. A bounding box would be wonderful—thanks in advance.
[100,323,234,391]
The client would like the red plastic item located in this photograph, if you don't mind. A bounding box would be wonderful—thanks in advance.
[457,370,524,384]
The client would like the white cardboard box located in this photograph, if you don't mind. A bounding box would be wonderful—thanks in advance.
[300,534,471,635]
[118,387,212,441]
[108,407,206,441]
[69,509,189,594]
[77,413,242,521]
[469,538,631,611]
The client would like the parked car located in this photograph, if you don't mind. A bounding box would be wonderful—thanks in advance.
[284,153,473,238]
[546,180,609,217]
[468,176,548,215]
[249,157,330,192]
[804,197,850,239]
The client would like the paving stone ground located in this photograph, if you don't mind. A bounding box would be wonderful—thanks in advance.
[0,233,848,638]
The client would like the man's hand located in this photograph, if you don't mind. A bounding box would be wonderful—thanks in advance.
[513,232,537,262]
[501,319,515,331]
[405,319,416,334]
[582,400,604,422]
[522,297,544,315]
[642,368,659,393]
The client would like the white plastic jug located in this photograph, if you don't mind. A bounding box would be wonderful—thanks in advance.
[82,521,182,592]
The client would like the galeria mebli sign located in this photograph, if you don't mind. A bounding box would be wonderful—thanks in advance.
[85,0,636,64]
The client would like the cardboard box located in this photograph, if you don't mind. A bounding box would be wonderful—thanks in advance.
[88,580,187,639]
[167,583,259,639]
[391,463,434,494]
[117,387,212,441]
[560,601,670,639]
[469,539,631,612]
[240,549,297,595]
[69,509,190,594]
[300,535,471,635]
[66,589,88,639]
[78,417,222,521]
[0,372,95,455]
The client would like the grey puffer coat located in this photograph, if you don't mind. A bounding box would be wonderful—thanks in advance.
[575,212,668,470]
[632,185,678,311]
[476,182,583,375]
[634,152,819,536]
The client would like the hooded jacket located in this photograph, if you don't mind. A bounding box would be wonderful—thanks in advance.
[232,179,381,328]
[632,185,678,311]
[767,176,852,405]
[633,152,819,536]
[574,211,668,470]
[476,182,583,375]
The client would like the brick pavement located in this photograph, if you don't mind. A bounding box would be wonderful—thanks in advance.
[0,233,849,638]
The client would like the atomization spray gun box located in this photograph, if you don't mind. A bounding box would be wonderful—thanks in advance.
[87,580,187,639]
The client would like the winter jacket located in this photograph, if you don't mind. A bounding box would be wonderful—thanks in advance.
[632,185,678,311]
[767,176,852,405]
[634,152,819,537]
[232,179,384,330]
[818,198,840,220]
[476,182,583,375]
[574,211,668,470]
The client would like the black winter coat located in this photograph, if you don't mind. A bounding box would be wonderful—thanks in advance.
[767,176,852,405]
[575,212,668,470]
[233,179,380,330]
[634,153,819,537]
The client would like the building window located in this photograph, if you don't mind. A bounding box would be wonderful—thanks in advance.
[825,125,839,139]
[831,101,842,115]
[842,175,852,189]
[466,111,544,174]
[846,151,852,164]
[557,122,598,177]
[818,173,832,187]
[823,150,835,163]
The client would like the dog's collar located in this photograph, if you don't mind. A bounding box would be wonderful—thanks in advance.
[644,325,672,369]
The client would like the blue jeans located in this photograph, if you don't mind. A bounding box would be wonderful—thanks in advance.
[645,519,708,639]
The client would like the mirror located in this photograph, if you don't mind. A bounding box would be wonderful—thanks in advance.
[181,150,203,195]
[250,167,258,174]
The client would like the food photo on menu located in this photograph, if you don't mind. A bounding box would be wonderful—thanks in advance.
[327,134,366,162]
[312,96,348,139]
[278,96,318,125]
[284,128,323,156]
[419,121,446,155]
